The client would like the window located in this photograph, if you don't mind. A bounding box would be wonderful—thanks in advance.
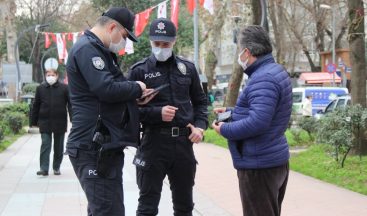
[335,99,346,109]
[292,92,303,103]
[325,100,337,113]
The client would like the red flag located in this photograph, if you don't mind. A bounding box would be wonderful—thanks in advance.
[171,0,180,29]
[67,32,73,41]
[134,8,153,37]
[44,32,52,49]
[187,0,205,15]
[50,33,57,43]
[187,0,195,15]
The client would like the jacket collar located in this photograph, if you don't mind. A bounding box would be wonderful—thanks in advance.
[244,53,275,77]
[44,80,60,88]
[84,30,105,47]
[84,30,118,63]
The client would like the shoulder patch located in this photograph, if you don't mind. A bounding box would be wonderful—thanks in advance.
[92,57,105,70]
[130,58,149,70]
[176,56,195,65]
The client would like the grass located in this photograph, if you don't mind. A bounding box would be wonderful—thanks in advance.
[0,130,26,153]
[204,129,228,148]
[290,144,367,195]
[205,128,309,148]
[285,129,312,147]
[204,128,367,195]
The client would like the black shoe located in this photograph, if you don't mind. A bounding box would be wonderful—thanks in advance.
[36,170,48,176]
[53,169,61,175]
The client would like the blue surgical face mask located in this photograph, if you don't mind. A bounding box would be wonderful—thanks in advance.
[151,44,173,62]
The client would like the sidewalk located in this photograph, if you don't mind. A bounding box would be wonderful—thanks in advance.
[0,133,366,216]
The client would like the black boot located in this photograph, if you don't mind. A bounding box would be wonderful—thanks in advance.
[36,170,48,176]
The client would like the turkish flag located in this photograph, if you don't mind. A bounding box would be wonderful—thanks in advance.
[134,7,153,37]
[44,32,52,49]
[171,0,180,29]
[187,0,204,15]
[187,0,195,15]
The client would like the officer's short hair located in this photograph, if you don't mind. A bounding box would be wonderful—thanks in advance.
[238,25,272,57]
[96,16,114,26]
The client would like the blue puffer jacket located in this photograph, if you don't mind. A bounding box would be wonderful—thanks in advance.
[220,54,292,169]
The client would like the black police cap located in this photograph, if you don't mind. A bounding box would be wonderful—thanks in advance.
[102,7,138,42]
[149,18,177,42]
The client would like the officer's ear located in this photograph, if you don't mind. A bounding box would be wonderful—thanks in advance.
[107,21,117,33]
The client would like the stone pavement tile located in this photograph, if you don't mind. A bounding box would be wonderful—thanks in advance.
[42,194,82,216]
[0,193,44,216]
[193,143,242,216]
[0,135,33,170]
[282,171,367,216]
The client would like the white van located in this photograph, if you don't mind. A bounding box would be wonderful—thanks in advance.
[292,87,349,115]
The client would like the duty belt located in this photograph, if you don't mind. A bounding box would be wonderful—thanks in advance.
[144,127,191,137]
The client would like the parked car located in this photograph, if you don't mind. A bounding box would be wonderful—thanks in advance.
[314,95,351,119]
[292,87,349,116]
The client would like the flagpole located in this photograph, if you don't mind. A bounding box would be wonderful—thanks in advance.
[194,0,200,73]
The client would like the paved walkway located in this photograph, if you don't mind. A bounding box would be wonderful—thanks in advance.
[0,132,366,216]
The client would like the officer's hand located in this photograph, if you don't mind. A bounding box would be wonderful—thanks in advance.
[212,121,224,135]
[213,107,226,114]
[137,89,158,105]
[187,123,204,143]
[136,81,147,91]
[162,106,178,122]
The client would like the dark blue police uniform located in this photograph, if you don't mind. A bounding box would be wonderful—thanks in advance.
[66,7,141,216]
[129,53,208,215]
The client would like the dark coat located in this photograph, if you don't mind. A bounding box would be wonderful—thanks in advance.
[31,81,72,133]
[220,54,292,169]
[66,30,142,151]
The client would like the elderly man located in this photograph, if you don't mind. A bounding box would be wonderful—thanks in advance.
[212,25,292,216]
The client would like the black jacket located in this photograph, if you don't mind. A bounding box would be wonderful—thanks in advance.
[128,54,208,130]
[31,81,71,133]
[66,30,142,151]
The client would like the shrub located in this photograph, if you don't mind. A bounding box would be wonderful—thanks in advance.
[298,117,318,141]
[0,121,5,142]
[289,128,302,144]
[5,112,25,134]
[0,103,30,117]
[22,83,39,95]
[317,105,367,168]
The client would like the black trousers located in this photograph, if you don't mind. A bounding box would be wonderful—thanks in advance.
[237,162,289,216]
[134,132,197,216]
[40,132,65,171]
[69,149,125,216]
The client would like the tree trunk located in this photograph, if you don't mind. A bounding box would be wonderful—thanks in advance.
[268,0,285,64]
[225,49,243,107]
[205,50,217,90]
[348,0,367,154]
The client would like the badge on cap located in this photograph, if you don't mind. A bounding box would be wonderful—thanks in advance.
[158,22,165,30]
[178,62,187,75]
[92,57,105,70]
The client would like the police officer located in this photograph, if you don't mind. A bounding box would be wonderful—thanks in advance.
[66,7,153,216]
[129,18,208,216]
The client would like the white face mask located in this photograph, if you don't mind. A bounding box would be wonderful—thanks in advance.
[108,28,126,54]
[152,46,173,62]
[46,76,57,85]
[238,49,249,70]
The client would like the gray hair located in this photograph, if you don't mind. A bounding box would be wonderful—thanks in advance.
[96,16,114,26]
[238,25,272,57]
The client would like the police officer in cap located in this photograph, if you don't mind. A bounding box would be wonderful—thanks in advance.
[129,18,208,216]
[66,7,154,216]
